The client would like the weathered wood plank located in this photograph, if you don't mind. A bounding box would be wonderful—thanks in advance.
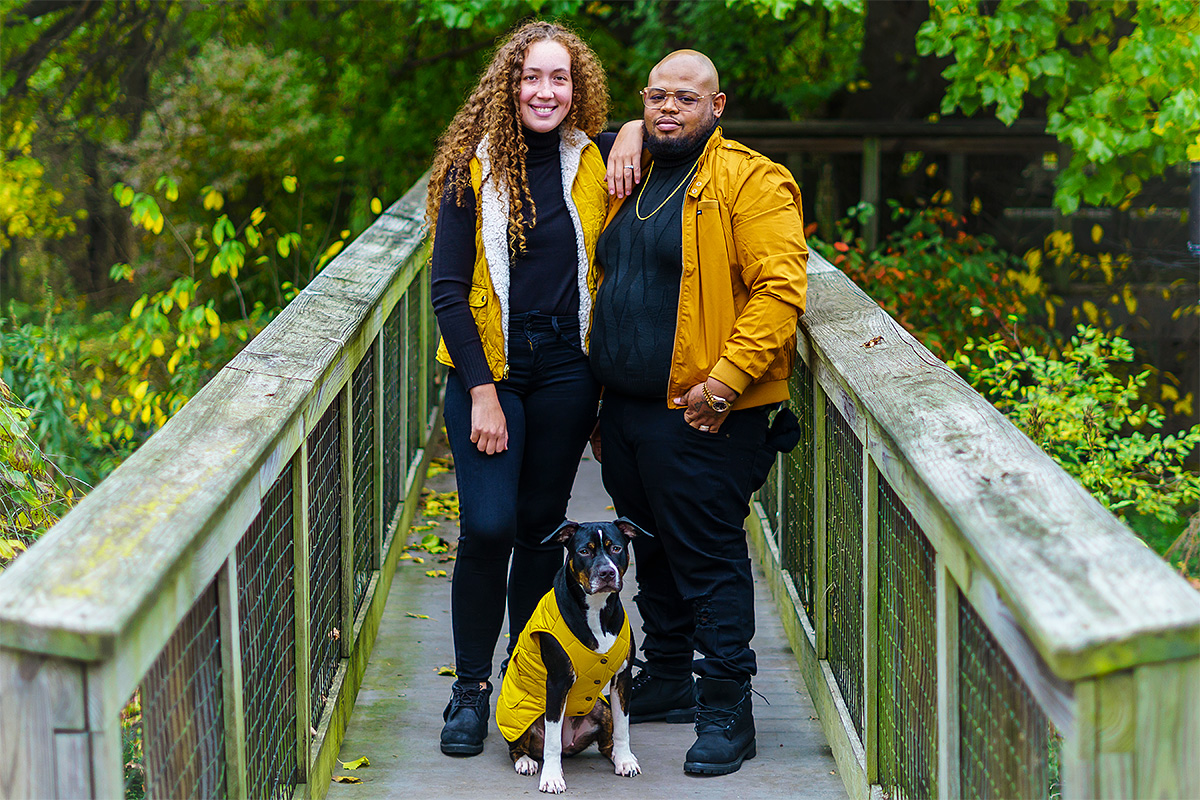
[1095,670,1135,799]
[218,556,248,800]
[0,369,311,663]
[801,267,1200,679]
[935,557,961,800]
[1134,658,1200,798]
[862,453,880,784]
[292,444,313,784]
[0,650,67,798]
[53,732,91,799]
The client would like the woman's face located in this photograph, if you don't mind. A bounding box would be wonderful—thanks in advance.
[518,40,572,133]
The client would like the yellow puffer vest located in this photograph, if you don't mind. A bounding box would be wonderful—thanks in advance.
[434,128,609,380]
[496,588,632,743]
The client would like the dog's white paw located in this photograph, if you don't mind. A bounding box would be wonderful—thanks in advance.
[612,750,640,777]
[514,755,539,776]
[538,765,566,794]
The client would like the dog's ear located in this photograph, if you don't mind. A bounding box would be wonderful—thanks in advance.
[542,519,581,546]
[614,517,651,539]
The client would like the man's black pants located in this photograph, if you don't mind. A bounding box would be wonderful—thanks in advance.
[598,391,771,681]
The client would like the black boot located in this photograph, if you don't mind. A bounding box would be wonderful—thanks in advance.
[683,677,756,775]
[629,667,696,724]
[440,680,492,756]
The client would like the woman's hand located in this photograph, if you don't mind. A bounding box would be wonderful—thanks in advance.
[468,383,508,454]
[606,120,645,198]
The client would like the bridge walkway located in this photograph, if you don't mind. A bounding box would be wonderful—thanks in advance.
[326,440,846,799]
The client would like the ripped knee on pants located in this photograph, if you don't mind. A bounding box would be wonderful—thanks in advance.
[695,595,717,630]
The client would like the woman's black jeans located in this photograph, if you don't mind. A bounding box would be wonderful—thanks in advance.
[443,312,600,682]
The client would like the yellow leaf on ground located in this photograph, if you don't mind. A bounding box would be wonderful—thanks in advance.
[331,776,362,784]
[436,666,457,676]
[339,757,370,770]
[406,612,430,619]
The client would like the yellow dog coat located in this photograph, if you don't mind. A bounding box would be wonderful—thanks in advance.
[496,587,632,743]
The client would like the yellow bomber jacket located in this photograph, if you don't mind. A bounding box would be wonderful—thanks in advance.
[434,128,610,380]
[496,588,632,743]
[600,127,809,409]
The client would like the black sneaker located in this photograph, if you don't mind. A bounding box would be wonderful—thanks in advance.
[440,680,492,756]
[683,677,756,775]
[629,665,696,724]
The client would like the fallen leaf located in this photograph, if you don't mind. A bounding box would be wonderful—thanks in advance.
[339,756,370,770]
[412,556,425,564]
[436,666,457,676]
[405,612,430,619]
[332,775,362,784]
[861,335,884,348]
[425,569,447,578]
[399,552,414,561]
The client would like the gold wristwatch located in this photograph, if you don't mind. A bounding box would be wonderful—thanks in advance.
[702,383,731,413]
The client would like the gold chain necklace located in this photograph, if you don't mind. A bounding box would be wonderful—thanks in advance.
[634,158,700,221]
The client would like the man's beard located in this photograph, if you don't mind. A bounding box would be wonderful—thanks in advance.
[643,112,718,159]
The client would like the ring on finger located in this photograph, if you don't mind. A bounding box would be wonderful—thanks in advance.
[699,424,710,432]
[624,165,636,170]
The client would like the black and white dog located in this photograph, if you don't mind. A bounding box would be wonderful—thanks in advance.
[495,518,646,793]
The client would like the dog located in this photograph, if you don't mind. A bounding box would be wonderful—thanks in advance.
[495,518,646,793]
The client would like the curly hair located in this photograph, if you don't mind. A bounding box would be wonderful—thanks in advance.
[426,20,609,254]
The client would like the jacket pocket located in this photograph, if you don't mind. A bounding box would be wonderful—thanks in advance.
[468,285,489,307]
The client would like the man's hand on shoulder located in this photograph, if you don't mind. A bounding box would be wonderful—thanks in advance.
[675,377,738,434]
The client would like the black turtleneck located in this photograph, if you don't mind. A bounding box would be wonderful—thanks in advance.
[589,129,713,398]
[431,127,615,389]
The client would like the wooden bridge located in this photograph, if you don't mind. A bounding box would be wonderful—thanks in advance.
[1,176,1198,800]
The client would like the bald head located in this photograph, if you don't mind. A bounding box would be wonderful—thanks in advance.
[649,50,720,94]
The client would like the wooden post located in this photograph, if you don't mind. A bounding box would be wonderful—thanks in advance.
[860,137,881,250]
[292,443,312,786]
[419,267,432,437]
[936,555,961,800]
[373,338,384,570]
[775,450,786,550]
[949,153,966,218]
[813,381,829,660]
[339,386,354,657]
[862,452,879,784]
[217,556,248,800]
[817,157,837,244]
[400,294,411,484]
[0,650,95,799]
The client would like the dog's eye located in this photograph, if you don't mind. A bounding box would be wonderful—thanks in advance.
[608,544,623,554]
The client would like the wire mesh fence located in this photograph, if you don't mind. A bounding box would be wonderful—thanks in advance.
[877,477,938,800]
[825,394,864,739]
[782,360,815,617]
[236,464,297,800]
[307,400,342,727]
[405,292,422,470]
[351,346,376,615]
[126,579,225,799]
[383,305,402,548]
[960,593,1060,800]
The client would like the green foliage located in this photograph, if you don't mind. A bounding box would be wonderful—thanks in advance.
[817,201,1042,356]
[950,326,1200,523]
[119,41,323,209]
[917,0,1200,213]
[0,378,79,571]
[0,118,79,248]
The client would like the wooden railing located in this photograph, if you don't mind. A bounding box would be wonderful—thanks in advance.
[0,177,439,800]
[748,252,1200,799]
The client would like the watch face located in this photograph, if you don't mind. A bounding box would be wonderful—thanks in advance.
[712,399,730,413]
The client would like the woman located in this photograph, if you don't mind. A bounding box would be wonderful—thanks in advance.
[427,20,630,757]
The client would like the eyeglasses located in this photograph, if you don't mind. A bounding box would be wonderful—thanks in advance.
[640,87,719,110]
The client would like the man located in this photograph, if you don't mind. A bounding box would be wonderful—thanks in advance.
[589,50,808,776]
